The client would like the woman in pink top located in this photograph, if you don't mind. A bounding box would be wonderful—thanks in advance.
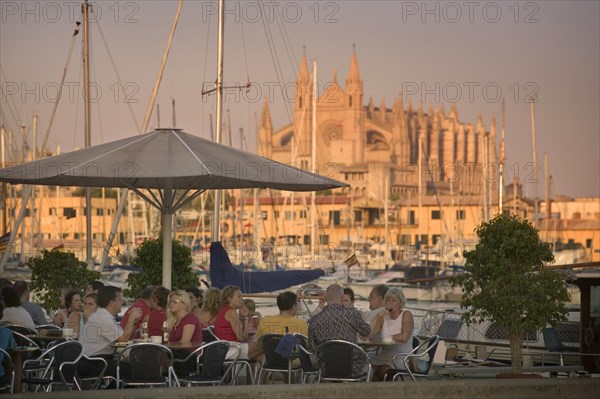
[167,290,202,377]
[214,286,262,360]
[167,290,202,343]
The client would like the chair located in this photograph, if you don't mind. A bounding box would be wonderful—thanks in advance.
[224,343,256,385]
[116,342,175,388]
[173,341,233,386]
[202,327,219,343]
[21,340,84,392]
[315,340,371,383]
[256,334,302,384]
[543,327,578,367]
[4,325,38,336]
[0,348,15,394]
[77,354,109,390]
[9,331,40,350]
[294,334,319,384]
[385,335,440,381]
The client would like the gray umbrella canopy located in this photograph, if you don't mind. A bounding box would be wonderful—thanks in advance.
[0,128,346,191]
[0,128,348,287]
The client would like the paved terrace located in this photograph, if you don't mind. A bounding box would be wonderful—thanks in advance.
[9,378,600,399]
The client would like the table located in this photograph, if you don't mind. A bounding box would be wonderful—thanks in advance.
[433,363,585,377]
[357,339,400,348]
[10,346,38,393]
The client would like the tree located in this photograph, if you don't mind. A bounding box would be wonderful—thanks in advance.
[127,238,198,298]
[28,249,100,312]
[450,214,569,374]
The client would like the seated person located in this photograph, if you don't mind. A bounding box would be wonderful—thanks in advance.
[0,286,36,329]
[147,287,170,337]
[214,286,262,360]
[166,290,202,376]
[79,286,142,380]
[239,299,261,343]
[368,287,414,381]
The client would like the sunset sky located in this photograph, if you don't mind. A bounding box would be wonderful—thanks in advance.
[1,1,598,198]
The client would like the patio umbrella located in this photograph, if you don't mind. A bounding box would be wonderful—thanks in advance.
[0,128,348,287]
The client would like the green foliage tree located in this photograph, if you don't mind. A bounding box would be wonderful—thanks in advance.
[450,214,569,374]
[28,249,100,312]
[127,238,198,298]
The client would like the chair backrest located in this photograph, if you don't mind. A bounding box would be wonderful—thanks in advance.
[260,334,289,370]
[9,331,40,349]
[0,348,14,393]
[197,341,229,380]
[120,343,173,382]
[46,341,84,385]
[412,336,421,349]
[5,324,38,337]
[543,327,563,352]
[316,340,367,378]
[202,327,218,343]
[419,335,440,375]
[294,334,314,372]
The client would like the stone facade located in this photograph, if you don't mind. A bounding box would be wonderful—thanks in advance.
[259,51,497,201]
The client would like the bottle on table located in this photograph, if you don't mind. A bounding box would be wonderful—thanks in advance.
[162,321,169,343]
[141,321,149,342]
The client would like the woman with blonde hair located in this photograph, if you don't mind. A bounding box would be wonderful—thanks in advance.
[166,290,202,344]
[368,287,414,381]
[195,287,221,327]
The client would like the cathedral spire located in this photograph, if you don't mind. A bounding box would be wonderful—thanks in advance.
[261,97,273,131]
[297,51,310,85]
[346,45,361,83]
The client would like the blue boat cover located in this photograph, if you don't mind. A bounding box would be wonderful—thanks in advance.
[209,242,325,293]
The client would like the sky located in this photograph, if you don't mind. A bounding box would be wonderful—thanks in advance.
[1,0,599,199]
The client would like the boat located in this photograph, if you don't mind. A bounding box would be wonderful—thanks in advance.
[209,241,325,294]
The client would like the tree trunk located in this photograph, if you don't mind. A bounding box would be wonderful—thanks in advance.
[509,333,524,374]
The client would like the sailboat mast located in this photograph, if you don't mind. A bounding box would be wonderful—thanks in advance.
[82,0,93,266]
[499,98,505,213]
[530,100,539,228]
[212,0,225,242]
[310,61,317,259]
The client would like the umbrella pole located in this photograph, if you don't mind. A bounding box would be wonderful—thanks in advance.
[163,183,173,289]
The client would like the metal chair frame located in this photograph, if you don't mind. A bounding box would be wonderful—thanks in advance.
[116,342,175,389]
[21,340,84,392]
[255,334,302,384]
[294,334,319,384]
[173,340,235,386]
[387,335,440,381]
[315,340,372,383]
[0,348,15,394]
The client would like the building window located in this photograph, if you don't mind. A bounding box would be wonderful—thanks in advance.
[431,210,441,220]
[63,208,76,219]
[285,211,293,220]
[456,209,465,220]
[408,210,415,225]
[299,210,307,219]
[319,235,329,245]
[329,211,341,226]
[261,211,268,220]
[586,239,593,249]
[274,211,280,218]
[96,208,104,216]
[74,233,81,240]
[432,235,440,245]
[303,235,311,245]
[49,208,57,216]
[354,210,362,222]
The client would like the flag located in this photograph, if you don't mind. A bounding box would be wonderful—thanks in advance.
[344,252,360,267]
[0,231,10,253]
[52,243,65,251]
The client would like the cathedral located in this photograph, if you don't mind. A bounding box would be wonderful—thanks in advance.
[258,50,498,202]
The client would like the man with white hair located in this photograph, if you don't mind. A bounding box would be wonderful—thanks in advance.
[308,284,371,375]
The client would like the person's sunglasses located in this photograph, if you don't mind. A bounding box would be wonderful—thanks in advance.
[169,299,184,304]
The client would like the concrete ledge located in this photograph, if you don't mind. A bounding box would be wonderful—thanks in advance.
[11,378,600,399]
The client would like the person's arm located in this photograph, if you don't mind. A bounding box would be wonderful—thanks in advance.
[179,323,197,343]
[117,308,142,342]
[225,308,247,341]
[367,310,385,339]
[391,311,414,343]
[52,309,66,326]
